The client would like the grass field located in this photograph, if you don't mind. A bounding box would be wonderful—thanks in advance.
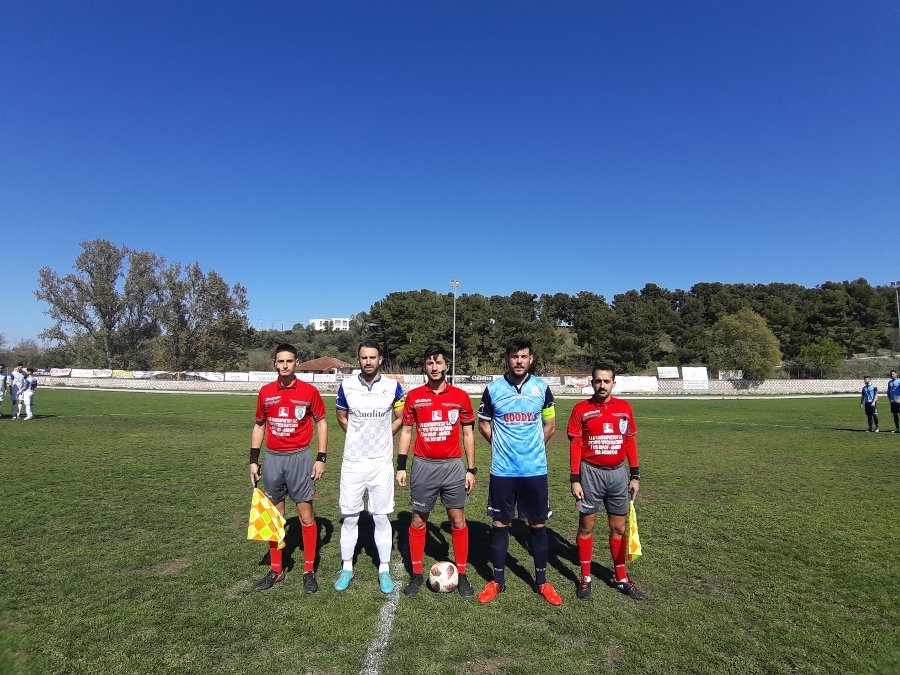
[1,389,897,674]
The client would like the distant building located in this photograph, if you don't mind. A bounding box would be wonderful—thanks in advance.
[296,357,354,374]
[308,317,351,331]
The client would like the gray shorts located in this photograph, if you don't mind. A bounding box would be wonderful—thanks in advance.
[262,447,314,504]
[577,461,629,517]
[410,456,468,513]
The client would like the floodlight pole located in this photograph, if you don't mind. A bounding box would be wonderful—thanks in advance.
[892,281,900,350]
[451,280,460,382]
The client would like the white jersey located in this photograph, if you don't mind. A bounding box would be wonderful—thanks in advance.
[336,374,404,462]
[10,369,25,398]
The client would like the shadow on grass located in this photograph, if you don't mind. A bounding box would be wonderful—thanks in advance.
[256,515,335,573]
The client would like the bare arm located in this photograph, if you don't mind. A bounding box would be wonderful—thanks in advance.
[311,417,328,480]
[542,416,556,442]
[249,422,265,487]
[396,425,413,487]
[336,408,348,432]
[462,424,476,492]
[478,419,492,444]
[392,406,404,434]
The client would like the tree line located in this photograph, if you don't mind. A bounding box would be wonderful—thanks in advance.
[19,239,898,377]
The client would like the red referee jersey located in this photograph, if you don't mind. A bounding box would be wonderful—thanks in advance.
[255,377,326,451]
[566,396,639,473]
[402,383,474,459]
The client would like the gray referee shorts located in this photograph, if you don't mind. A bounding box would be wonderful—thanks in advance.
[262,447,314,504]
[410,456,468,513]
[577,461,629,517]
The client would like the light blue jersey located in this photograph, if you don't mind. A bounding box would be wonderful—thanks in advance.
[479,374,555,477]
[887,378,900,402]
[861,384,878,405]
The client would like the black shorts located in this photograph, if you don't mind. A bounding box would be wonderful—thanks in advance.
[890,400,900,414]
[486,474,550,522]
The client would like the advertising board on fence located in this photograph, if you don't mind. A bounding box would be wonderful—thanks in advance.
[682,366,710,390]
[616,376,659,393]
[249,371,276,382]
[224,372,249,382]
[50,368,71,377]
[313,373,337,383]
[71,369,112,378]
[657,366,680,379]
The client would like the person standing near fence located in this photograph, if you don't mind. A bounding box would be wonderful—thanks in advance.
[396,344,477,597]
[476,338,561,606]
[887,370,900,433]
[333,340,405,594]
[860,375,879,432]
[566,363,643,601]
[249,343,328,593]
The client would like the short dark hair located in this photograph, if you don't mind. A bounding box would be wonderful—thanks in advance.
[423,345,449,362]
[358,339,381,356]
[864,374,872,379]
[505,338,533,357]
[272,343,298,358]
[592,362,617,380]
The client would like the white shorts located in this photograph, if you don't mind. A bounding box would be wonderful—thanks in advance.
[339,459,395,516]
[23,392,34,404]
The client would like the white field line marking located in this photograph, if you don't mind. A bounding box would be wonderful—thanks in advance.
[359,556,404,675]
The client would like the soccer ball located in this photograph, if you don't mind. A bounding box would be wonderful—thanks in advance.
[428,561,458,592]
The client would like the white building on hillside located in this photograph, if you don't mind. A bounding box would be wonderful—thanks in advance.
[309,317,351,331]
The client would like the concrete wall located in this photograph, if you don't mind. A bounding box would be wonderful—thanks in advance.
[41,376,874,396]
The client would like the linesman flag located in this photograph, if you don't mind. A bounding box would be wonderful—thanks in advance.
[247,488,286,549]
[627,500,642,562]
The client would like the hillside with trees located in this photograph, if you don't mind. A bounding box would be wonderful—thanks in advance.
[11,239,897,378]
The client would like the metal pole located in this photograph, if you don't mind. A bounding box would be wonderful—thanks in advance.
[451,280,460,382]
[893,282,900,350]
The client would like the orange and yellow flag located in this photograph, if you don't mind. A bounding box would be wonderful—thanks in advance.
[247,488,286,549]
[627,500,642,562]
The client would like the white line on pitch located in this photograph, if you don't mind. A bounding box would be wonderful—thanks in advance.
[359,557,404,675]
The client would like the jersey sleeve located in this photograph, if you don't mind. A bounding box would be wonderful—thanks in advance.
[310,388,326,421]
[541,386,555,421]
[566,404,582,439]
[393,382,406,409]
[567,404,583,474]
[335,383,349,411]
[255,390,266,423]
[478,387,494,421]
[460,391,475,425]
[624,402,639,468]
[401,394,416,426]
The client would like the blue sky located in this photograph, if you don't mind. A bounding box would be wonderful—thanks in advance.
[2,2,898,345]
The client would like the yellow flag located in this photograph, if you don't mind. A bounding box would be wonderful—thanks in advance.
[247,488,286,549]
[627,500,642,562]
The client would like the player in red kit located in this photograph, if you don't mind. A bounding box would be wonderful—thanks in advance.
[567,363,643,601]
[396,345,476,597]
[249,344,328,593]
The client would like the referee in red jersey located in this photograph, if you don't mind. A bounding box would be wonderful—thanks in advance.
[567,363,644,600]
[249,344,328,593]
[396,345,477,597]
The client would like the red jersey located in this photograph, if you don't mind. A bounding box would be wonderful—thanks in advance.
[402,382,475,459]
[566,396,639,473]
[255,377,326,451]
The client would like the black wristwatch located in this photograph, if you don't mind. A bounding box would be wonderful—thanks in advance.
[466,467,477,475]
